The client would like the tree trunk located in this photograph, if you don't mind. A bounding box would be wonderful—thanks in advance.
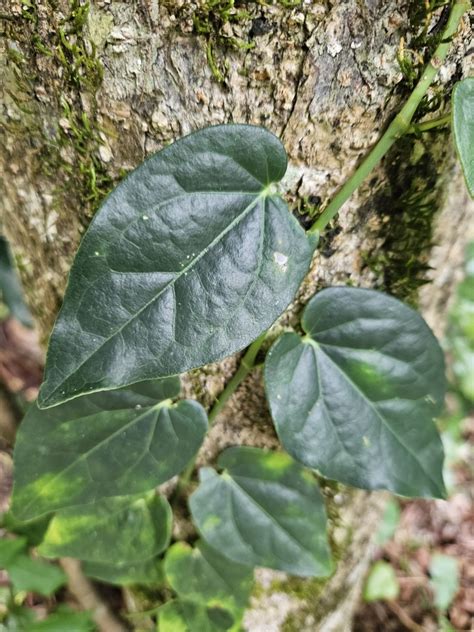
[1,1,472,629]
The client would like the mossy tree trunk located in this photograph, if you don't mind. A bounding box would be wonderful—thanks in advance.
[1,1,473,629]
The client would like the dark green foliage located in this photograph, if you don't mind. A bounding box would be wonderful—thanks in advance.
[38,125,314,409]
[9,97,471,625]
[265,287,446,498]
[190,447,332,577]
[12,378,207,520]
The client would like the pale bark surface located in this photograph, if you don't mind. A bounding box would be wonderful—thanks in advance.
[0,1,472,629]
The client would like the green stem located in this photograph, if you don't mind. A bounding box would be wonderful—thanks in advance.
[407,112,451,133]
[208,333,266,424]
[308,0,468,235]
[173,333,267,499]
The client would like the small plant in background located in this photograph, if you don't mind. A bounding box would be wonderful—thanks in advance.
[364,561,400,603]
[0,238,33,329]
[1,1,472,629]
[0,533,95,631]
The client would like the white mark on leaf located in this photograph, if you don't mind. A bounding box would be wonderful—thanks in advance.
[273,251,288,271]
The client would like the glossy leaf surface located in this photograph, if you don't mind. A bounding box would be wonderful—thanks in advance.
[265,287,446,498]
[12,378,207,520]
[38,125,315,408]
[189,447,332,577]
[38,494,171,563]
[83,556,164,586]
[157,601,234,632]
[453,78,474,198]
[165,540,253,617]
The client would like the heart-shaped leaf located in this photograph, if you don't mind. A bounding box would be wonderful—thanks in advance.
[189,447,332,577]
[38,125,315,409]
[83,556,164,586]
[265,287,446,498]
[157,601,234,632]
[12,378,207,521]
[164,540,253,617]
[38,493,171,563]
[452,78,474,198]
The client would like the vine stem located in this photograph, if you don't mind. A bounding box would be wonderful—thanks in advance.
[173,333,267,498]
[308,0,469,235]
[407,112,451,133]
[173,0,468,502]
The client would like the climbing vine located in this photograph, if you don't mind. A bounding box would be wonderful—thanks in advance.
[1,1,472,630]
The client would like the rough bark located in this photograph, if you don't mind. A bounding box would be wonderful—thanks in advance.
[0,1,473,629]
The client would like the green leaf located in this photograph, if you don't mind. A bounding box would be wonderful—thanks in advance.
[0,237,33,328]
[376,499,400,545]
[38,494,171,563]
[189,447,332,577]
[0,605,37,631]
[265,287,446,498]
[429,554,459,611]
[38,125,315,409]
[164,540,253,617]
[0,538,27,569]
[12,378,207,521]
[7,555,66,596]
[157,601,234,632]
[28,608,95,632]
[452,78,474,198]
[364,561,399,602]
[83,556,164,586]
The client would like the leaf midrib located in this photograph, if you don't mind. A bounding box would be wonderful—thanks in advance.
[317,344,442,493]
[43,190,273,406]
[227,473,319,561]
[309,346,362,473]
[17,402,169,519]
